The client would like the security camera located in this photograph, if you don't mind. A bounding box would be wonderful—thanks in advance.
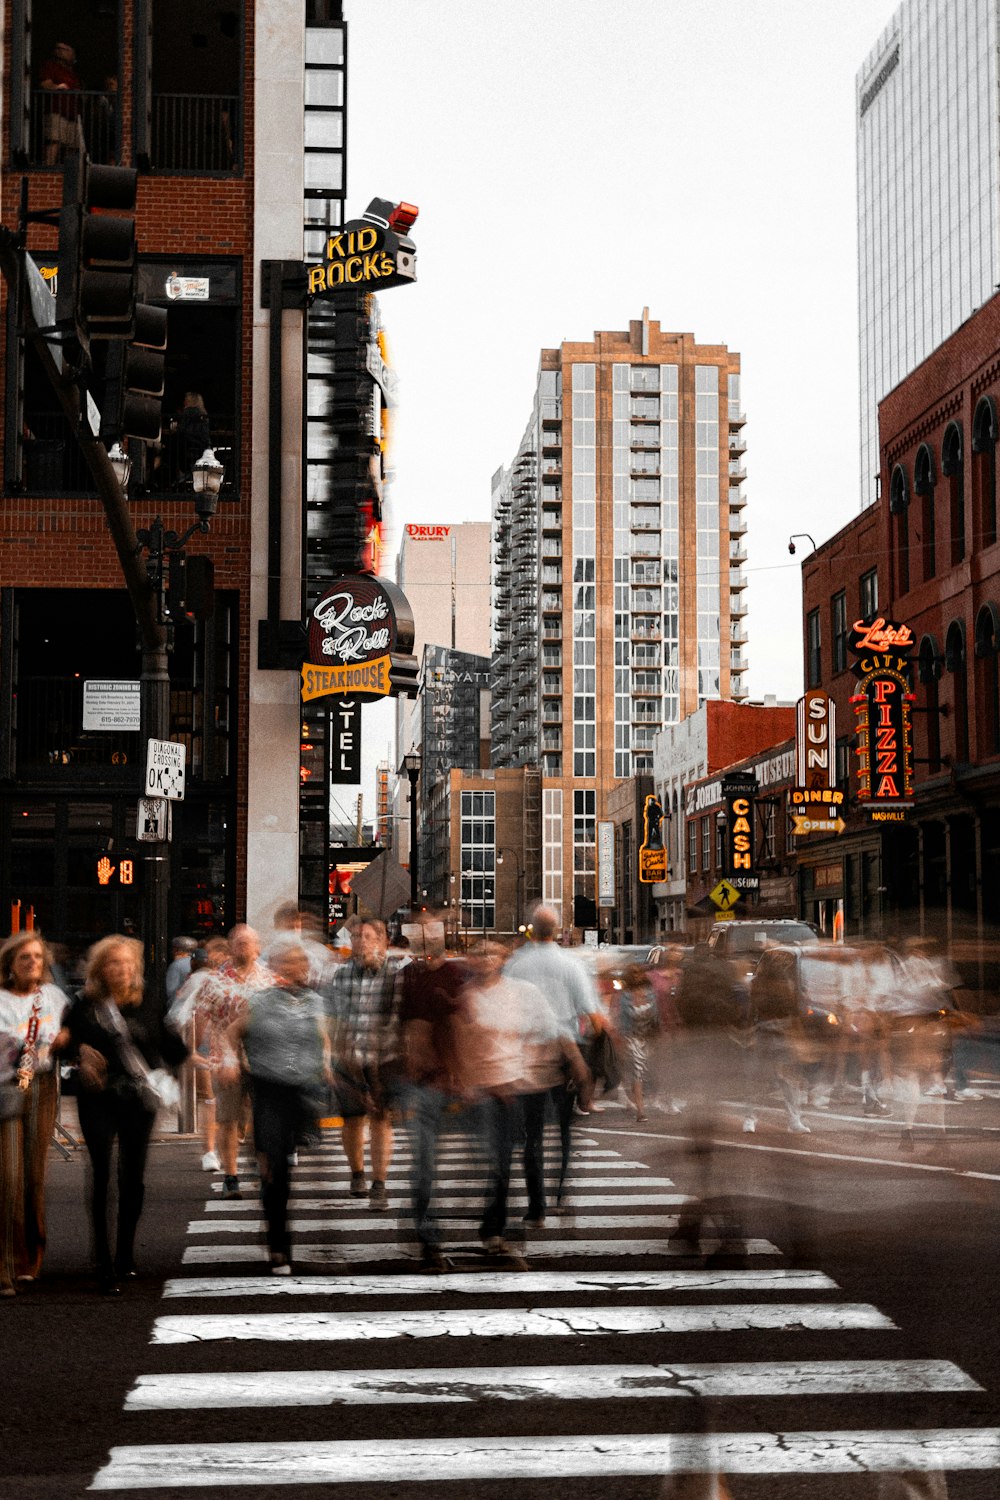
[788,540,796,555]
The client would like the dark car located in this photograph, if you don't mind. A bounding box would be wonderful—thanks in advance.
[706,919,819,985]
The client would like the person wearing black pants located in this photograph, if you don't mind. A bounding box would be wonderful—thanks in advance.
[64,935,187,1294]
[225,942,330,1275]
[76,1087,156,1286]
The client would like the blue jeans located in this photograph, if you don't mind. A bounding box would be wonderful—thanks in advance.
[404,1084,449,1247]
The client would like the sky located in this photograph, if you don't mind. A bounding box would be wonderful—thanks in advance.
[342,0,897,806]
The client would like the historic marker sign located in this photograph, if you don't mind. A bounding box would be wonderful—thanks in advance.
[849,615,915,819]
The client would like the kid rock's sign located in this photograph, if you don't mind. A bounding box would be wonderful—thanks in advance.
[849,616,916,820]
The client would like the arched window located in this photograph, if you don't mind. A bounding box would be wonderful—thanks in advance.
[942,422,965,565]
[974,603,1000,757]
[918,634,942,774]
[972,396,999,549]
[945,619,969,764]
[914,443,936,582]
[889,464,910,596]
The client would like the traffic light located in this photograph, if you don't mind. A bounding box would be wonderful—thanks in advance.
[166,553,215,623]
[56,146,137,345]
[181,555,215,622]
[100,303,168,442]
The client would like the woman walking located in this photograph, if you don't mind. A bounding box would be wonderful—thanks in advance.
[225,942,330,1275]
[63,936,187,1293]
[616,964,661,1123]
[0,932,68,1295]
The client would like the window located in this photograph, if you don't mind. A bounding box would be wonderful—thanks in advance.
[972,398,998,550]
[14,3,123,169]
[860,569,878,619]
[918,637,942,775]
[914,444,936,582]
[974,605,1000,758]
[137,0,244,174]
[890,465,910,596]
[687,817,697,878]
[701,817,710,871]
[831,591,848,674]
[806,609,821,687]
[460,790,495,931]
[945,621,969,765]
[942,423,965,565]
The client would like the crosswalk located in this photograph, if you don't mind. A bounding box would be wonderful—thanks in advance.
[89,1124,996,1493]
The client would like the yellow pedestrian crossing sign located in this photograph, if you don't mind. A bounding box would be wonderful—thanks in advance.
[710,879,741,911]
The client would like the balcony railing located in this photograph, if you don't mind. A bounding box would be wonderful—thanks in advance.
[27,90,117,167]
[27,90,240,174]
[18,412,237,498]
[151,94,239,172]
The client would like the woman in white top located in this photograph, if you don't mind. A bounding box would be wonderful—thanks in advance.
[0,931,68,1295]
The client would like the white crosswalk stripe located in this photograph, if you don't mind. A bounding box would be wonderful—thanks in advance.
[91,1430,1000,1488]
[161,1267,837,1299]
[181,1237,782,1265]
[89,1125,994,1493]
[126,1359,980,1410]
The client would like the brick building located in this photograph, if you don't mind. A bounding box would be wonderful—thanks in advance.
[0,1,346,950]
[650,698,795,933]
[800,288,1000,962]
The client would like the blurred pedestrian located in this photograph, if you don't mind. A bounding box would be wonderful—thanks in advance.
[464,941,589,1252]
[0,932,68,1295]
[503,904,599,1210]
[165,935,196,1009]
[325,920,400,1211]
[615,963,661,1122]
[225,942,330,1275]
[170,937,229,1170]
[263,902,334,990]
[63,936,187,1293]
[194,925,272,1198]
[398,920,471,1270]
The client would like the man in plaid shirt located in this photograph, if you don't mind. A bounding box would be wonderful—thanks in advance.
[325,920,401,1210]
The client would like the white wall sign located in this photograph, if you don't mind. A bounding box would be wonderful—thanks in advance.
[145,739,186,801]
[83,680,141,732]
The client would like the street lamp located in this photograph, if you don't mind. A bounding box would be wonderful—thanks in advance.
[191,448,225,511]
[400,750,421,912]
[107,441,131,491]
[497,847,523,931]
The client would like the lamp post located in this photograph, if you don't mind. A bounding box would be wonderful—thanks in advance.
[131,448,223,1012]
[497,847,523,931]
[400,750,421,912]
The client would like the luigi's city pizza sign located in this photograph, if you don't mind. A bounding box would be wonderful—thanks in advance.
[301,576,413,704]
[849,616,916,821]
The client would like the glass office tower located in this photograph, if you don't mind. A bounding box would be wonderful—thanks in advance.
[857,0,999,508]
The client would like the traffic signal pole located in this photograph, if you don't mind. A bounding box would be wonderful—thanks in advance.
[0,231,173,1009]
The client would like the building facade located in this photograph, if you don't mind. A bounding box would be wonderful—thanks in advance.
[856,0,1000,508]
[650,698,795,934]
[802,288,1000,986]
[492,311,748,932]
[0,1,350,952]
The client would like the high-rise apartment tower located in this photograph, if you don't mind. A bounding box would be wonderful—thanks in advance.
[857,0,999,508]
[492,312,747,929]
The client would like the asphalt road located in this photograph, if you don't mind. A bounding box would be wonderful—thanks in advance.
[5,1090,999,1500]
